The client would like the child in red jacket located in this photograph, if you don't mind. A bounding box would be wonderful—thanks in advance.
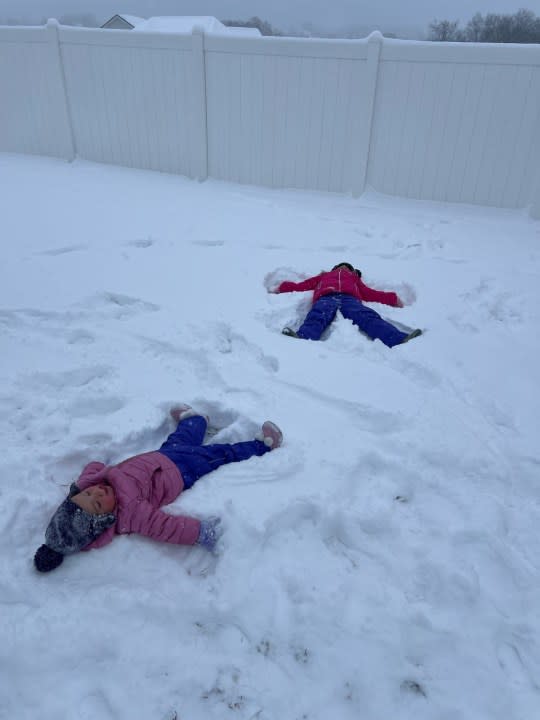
[272,262,421,348]
[34,406,283,573]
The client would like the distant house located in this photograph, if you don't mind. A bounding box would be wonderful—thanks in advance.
[100,14,145,30]
[100,14,261,35]
[132,16,261,36]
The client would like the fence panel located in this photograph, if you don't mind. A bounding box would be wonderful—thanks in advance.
[58,26,200,176]
[0,25,73,158]
[205,36,372,193]
[368,41,540,208]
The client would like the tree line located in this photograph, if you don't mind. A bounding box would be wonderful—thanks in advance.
[428,8,540,43]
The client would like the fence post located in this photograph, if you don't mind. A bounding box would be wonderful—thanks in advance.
[46,19,76,161]
[351,30,382,198]
[190,26,208,181]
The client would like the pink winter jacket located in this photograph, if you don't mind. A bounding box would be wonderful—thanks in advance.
[76,452,201,551]
[277,268,400,307]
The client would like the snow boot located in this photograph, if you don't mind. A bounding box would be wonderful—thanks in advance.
[282,327,299,338]
[401,328,423,344]
[259,420,283,449]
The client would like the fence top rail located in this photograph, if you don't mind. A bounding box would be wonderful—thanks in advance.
[57,24,193,50]
[381,38,540,66]
[204,34,372,59]
[0,22,374,58]
[0,23,193,50]
[1,21,540,65]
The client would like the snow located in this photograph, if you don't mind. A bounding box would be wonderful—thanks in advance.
[133,16,227,34]
[130,16,261,36]
[220,26,262,37]
[117,15,146,27]
[1,152,540,720]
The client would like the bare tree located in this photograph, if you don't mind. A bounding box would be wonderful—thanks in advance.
[222,16,283,36]
[464,13,484,41]
[428,19,462,41]
[483,13,513,42]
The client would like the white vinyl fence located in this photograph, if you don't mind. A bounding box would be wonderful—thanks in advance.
[1,20,540,217]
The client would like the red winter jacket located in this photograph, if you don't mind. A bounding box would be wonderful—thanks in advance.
[76,452,201,551]
[277,268,400,307]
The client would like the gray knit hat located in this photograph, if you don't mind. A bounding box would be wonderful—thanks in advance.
[45,496,116,555]
[34,484,115,572]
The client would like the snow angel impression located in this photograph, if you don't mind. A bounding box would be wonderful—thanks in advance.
[34,405,283,572]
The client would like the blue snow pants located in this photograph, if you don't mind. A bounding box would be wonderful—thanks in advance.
[158,415,270,489]
[297,293,407,348]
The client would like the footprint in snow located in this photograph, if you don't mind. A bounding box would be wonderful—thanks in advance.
[35,243,88,256]
[126,238,155,248]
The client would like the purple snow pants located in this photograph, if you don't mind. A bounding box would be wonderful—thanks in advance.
[159,415,270,489]
[297,293,407,348]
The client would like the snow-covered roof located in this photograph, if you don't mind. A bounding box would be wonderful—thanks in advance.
[118,15,145,26]
[221,26,262,37]
[130,16,261,36]
[132,16,225,34]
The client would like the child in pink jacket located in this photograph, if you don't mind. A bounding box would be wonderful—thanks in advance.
[34,406,283,573]
[272,262,422,347]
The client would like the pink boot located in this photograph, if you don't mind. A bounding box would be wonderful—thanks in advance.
[260,421,283,449]
[170,404,193,423]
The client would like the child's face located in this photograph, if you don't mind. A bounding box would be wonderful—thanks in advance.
[71,483,116,515]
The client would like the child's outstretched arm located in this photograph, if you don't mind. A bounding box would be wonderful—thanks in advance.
[272,274,320,294]
[129,501,201,546]
[357,278,402,307]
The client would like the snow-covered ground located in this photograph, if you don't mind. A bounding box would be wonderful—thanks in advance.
[1,153,539,720]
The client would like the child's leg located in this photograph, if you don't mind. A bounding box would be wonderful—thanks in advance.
[340,296,407,348]
[297,295,339,340]
[159,415,207,452]
[164,439,270,489]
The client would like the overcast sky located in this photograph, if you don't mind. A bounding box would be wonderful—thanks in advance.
[2,0,540,35]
